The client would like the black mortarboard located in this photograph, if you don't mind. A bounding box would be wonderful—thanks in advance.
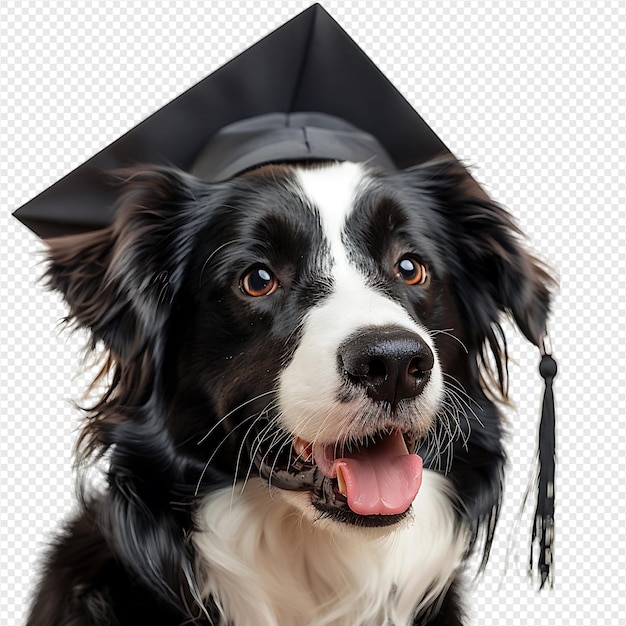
[14,3,449,239]
[13,3,555,587]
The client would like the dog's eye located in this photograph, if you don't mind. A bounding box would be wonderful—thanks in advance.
[241,266,279,297]
[394,256,428,286]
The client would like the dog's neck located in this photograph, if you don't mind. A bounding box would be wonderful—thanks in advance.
[193,475,467,626]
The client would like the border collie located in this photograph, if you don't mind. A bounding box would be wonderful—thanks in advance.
[28,159,552,625]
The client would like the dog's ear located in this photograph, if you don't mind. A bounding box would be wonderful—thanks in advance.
[45,167,203,360]
[408,159,554,354]
[410,160,558,587]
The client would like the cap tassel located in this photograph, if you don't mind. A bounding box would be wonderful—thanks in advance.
[530,333,557,588]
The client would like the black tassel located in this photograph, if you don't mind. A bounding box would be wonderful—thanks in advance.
[530,339,557,589]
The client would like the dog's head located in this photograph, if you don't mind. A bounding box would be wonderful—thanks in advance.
[46,158,551,534]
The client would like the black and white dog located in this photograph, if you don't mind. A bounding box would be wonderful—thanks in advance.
[28,159,552,625]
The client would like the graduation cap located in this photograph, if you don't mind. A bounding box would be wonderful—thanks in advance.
[13,3,556,587]
[14,4,450,239]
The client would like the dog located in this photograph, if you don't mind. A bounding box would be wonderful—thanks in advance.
[27,158,552,625]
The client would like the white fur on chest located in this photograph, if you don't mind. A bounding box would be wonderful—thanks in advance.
[193,473,468,626]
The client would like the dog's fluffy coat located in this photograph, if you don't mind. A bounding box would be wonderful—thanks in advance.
[27,159,552,625]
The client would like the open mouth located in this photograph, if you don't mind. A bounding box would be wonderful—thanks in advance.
[254,428,423,527]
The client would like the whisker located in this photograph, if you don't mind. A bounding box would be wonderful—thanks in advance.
[264,431,296,497]
[193,406,276,496]
[443,373,484,426]
[430,328,469,354]
[236,410,282,493]
[446,391,476,448]
[441,395,470,450]
[196,390,277,445]
[232,402,279,480]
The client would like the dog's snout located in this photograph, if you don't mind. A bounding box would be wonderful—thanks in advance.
[339,327,434,404]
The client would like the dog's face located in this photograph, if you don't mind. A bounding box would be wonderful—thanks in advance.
[46,159,551,531]
[174,162,453,528]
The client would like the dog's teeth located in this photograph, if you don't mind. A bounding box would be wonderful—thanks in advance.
[293,437,313,462]
[337,466,348,496]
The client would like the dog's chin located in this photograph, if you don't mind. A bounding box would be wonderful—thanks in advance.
[271,488,415,538]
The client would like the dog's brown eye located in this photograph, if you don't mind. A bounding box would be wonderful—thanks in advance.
[241,266,279,297]
[394,256,427,286]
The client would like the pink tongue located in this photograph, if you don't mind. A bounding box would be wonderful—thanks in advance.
[313,432,423,516]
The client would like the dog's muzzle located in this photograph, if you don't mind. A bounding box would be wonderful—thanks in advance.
[253,325,439,526]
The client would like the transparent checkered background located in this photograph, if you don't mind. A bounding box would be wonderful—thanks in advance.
[1,0,624,624]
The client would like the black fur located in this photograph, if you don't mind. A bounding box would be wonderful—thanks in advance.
[28,160,552,625]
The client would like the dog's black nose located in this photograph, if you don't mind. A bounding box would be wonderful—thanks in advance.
[339,326,434,405]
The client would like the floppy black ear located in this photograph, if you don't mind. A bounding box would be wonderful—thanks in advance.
[419,160,560,587]
[44,168,214,615]
[45,166,204,360]
[409,159,554,355]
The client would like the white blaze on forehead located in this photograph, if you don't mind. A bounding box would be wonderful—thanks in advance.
[294,161,365,263]
[278,163,443,443]
[294,162,420,331]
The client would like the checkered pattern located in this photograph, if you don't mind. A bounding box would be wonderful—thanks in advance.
[2,1,624,623]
